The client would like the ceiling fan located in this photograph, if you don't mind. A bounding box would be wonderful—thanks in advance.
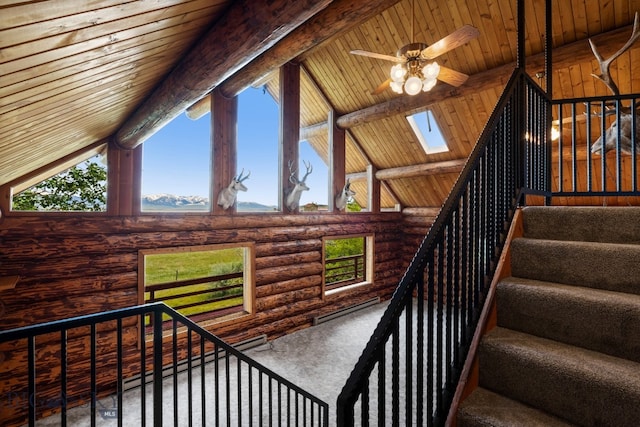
[350,2,479,95]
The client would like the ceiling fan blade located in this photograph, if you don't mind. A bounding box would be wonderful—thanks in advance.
[350,49,404,63]
[420,25,480,60]
[437,66,469,87]
[372,78,391,95]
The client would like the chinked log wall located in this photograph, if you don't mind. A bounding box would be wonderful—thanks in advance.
[0,211,407,424]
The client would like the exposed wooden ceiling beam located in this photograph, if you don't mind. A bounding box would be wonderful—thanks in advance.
[185,0,403,121]
[316,22,639,131]
[346,158,467,182]
[114,0,332,149]
[219,0,403,98]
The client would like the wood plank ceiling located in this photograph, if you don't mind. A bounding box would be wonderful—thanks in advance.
[1,0,640,209]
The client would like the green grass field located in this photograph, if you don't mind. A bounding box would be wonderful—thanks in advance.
[144,248,245,318]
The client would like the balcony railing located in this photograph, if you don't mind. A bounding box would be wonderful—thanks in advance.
[0,302,328,427]
[325,254,365,290]
[145,272,245,324]
[550,94,640,197]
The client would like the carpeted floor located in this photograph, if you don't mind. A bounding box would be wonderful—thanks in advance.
[33,300,389,426]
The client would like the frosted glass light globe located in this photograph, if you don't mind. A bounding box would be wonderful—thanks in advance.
[390,64,407,82]
[404,76,423,95]
[422,77,437,92]
[422,62,440,80]
[390,81,404,93]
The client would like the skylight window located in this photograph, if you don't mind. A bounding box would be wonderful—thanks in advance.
[406,110,449,154]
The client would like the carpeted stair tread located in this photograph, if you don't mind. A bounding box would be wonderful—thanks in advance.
[496,277,640,362]
[510,237,640,294]
[522,206,640,244]
[457,387,576,427]
[479,327,640,427]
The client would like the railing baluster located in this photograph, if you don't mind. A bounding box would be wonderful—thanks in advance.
[61,329,67,427]
[215,344,220,427]
[28,336,36,427]
[172,318,179,427]
[140,313,147,427]
[117,319,124,427]
[391,325,399,426]
[361,378,369,427]
[416,272,424,425]
[90,323,97,427]
[404,298,413,425]
[633,98,638,191]
[226,348,231,427]
[238,357,243,427]
[377,352,385,426]
[153,309,163,426]
[200,336,206,427]
[587,101,593,192]
[187,329,193,427]
[436,242,444,420]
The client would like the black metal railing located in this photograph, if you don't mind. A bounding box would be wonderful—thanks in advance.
[550,94,640,197]
[336,69,542,426]
[0,302,328,427]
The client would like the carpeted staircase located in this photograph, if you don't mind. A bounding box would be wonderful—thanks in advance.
[457,206,640,427]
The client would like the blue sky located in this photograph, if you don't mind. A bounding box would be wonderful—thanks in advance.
[141,87,328,206]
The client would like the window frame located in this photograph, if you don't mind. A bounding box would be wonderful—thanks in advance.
[322,234,374,297]
[406,110,449,154]
[8,143,108,214]
[138,243,255,328]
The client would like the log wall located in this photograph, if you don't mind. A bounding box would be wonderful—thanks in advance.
[0,211,412,425]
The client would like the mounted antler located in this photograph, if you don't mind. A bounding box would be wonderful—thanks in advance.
[217,168,250,210]
[285,160,312,211]
[589,12,640,97]
[588,12,640,155]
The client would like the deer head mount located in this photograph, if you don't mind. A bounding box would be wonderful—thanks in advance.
[285,160,312,211]
[589,11,640,155]
[217,169,250,210]
[335,179,355,211]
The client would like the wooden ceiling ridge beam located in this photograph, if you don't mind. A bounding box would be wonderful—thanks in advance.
[185,0,403,121]
[302,22,640,132]
[113,0,333,149]
[346,158,467,182]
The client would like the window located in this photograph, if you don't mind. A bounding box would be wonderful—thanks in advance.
[141,112,211,212]
[140,244,254,325]
[298,140,329,211]
[406,110,449,154]
[236,87,280,211]
[323,235,374,294]
[11,151,107,212]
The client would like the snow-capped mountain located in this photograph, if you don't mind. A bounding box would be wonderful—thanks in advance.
[142,193,209,207]
[141,194,275,211]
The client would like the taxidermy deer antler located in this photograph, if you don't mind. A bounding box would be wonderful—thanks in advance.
[589,11,640,154]
[285,160,312,211]
[217,168,250,209]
